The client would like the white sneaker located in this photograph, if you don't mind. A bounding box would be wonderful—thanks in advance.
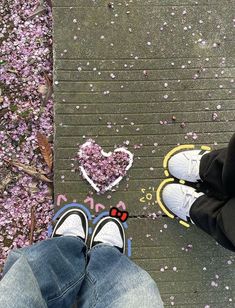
[168,150,209,182]
[52,209,88,243]
[90,217,125,253]
[162,183,204,221]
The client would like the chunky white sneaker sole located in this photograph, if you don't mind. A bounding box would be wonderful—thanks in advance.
[90,216,125,253]
[168,149,209,182]
[162,183,204,222]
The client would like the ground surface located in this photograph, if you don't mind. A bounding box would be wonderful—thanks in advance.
[53,0,235,307]
[0,1,53,270]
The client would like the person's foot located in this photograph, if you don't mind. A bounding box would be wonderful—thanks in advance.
[168,149,209,182]
[90,217,125,253]
[52,208,88,243]
[162,183,204,221]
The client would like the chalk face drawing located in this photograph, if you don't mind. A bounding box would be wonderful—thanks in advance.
[76,139,134,193]
[83,196,127,213]
[116,201,126,210]
[56,194,67,206]
[84,196,106,213]
[52,195,132,256]
[139,187,157,206]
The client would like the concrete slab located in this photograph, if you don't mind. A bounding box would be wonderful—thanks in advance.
[53,0,235,306]
[127,218,235,307]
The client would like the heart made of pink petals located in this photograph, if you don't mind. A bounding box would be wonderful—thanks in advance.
[78,140,133,193]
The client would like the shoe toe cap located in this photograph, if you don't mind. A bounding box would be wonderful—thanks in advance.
[162,184,182,206]
[168,153,186,176]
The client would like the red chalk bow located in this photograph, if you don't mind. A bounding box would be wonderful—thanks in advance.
[109,207,129,222]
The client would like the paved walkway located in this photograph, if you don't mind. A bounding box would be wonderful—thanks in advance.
[53,0,235,306]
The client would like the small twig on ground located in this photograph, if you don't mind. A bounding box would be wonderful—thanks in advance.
[45,0,52,9]
[42,72,53,106]
[27,5,47,20]
[29,205,36,245]
[4,159,52,183]
[6,69,18,74]
[27,0,53,20]
[0,168,18,193]
[0,108,8,118]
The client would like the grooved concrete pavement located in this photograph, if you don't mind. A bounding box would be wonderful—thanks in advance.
[53,1,235,306]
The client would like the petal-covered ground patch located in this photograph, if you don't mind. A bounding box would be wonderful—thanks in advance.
[0,0,53,271]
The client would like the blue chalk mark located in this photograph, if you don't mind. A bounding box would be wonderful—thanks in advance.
[47,225,52,237]
[89,227,93,235]
[53,203,92,221]
[123,222,128,229]
[127,238,132,257]
[92,211,109,224]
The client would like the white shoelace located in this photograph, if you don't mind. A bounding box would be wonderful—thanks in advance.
[182,188,197,211]
[185,154,201,176]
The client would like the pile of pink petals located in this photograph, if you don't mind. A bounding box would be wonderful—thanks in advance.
[0,1,53,270]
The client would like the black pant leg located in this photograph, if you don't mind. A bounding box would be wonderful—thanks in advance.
[199,148,228,200]
[222,132,235,196]
[190,194,235,252]
[199,132,235,199]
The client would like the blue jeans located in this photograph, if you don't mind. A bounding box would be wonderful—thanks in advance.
[0,237,163,308]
